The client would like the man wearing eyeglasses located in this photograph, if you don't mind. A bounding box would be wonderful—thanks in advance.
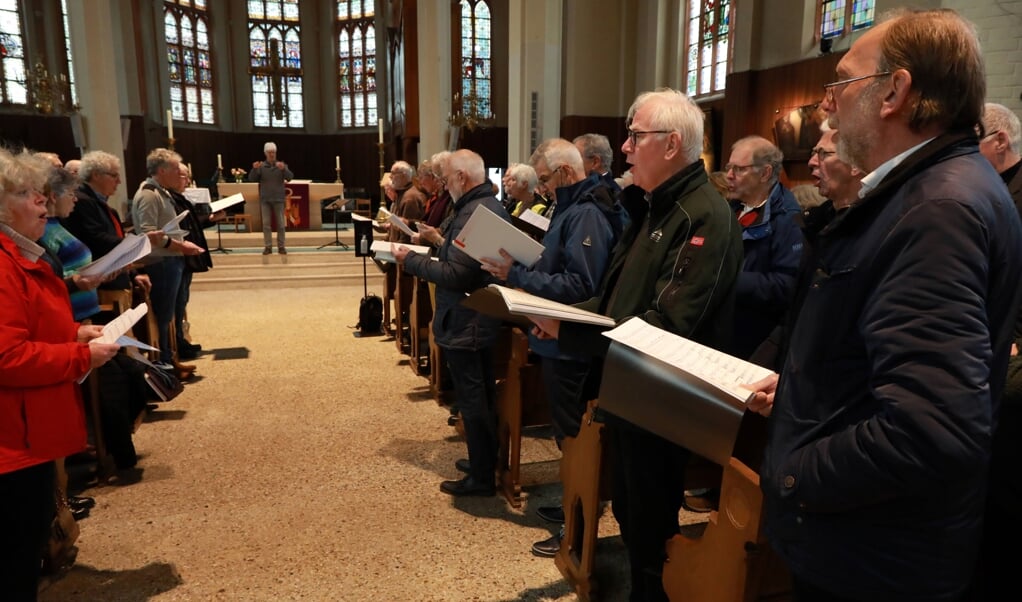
[723,136,803,361]
[746,9,1022,602]
[529,89,742,602]
[974,102,1022,600]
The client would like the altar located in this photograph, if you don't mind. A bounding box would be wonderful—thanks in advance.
[217,181,344,232]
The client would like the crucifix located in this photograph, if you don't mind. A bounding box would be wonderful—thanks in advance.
[251,38,302,121]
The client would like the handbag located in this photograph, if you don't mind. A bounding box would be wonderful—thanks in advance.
[43,492,80,575]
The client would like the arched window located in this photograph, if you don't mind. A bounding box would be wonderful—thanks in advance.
[0,0,28,105]
[459,0,492,119]
[684,0,732,98]
[336,0,377,128]
[820,0,875,40]
[164,0,216,125]
[249,0,303,128]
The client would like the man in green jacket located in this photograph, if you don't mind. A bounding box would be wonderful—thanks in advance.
[531,88,742,602]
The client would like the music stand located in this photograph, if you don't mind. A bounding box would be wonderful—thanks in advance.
[318,197,350,250]
[212,214,232,253]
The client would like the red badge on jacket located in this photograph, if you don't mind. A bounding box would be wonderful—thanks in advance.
[690,236,705,246]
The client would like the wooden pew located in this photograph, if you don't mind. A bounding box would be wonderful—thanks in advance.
[391,268,414,355]
[408,276,432,376]
[88,289,135,484]
[555,401,612,601]
[662,456,791,601]
[495,327,552,507]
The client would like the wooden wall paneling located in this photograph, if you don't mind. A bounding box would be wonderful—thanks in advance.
[0,114,77,159]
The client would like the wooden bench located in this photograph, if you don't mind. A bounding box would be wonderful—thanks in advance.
[408,276,433,375]
[496,328,552,507]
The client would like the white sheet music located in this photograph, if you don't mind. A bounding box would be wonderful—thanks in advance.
[602,317,773,403]
[78,233,151,278]
[208,193,246,213]
[79,304,150,383]
[389,213,416,236]
[518,209,550,232]
[370,240,431,263]
[162,210,189,234]
[182,187,211,205]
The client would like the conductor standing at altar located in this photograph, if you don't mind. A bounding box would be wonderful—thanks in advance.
[249,141,293,255]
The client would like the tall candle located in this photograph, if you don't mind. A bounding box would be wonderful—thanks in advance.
[187,163,193,183]
[166,110,173,139]
[377,118,383,144]
[217,154,223,169]
[335,155,340,170]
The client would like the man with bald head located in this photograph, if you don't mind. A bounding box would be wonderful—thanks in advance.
[748,9,1022,600]
[395,150,510,497]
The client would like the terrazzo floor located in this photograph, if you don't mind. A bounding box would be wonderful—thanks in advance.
[38,283,635,601]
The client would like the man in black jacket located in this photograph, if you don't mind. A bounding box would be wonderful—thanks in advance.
[748,9,1022,601]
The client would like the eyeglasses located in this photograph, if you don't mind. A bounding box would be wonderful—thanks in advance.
[810,147,837,161]
[980,129,1001,141]
[102,171,121,179]
[724,163,760,175]
[626,129,672,147]
[537,165,563,187]
[823,71,892,103]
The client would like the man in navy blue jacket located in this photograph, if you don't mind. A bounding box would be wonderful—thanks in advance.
[748,9,1022,601]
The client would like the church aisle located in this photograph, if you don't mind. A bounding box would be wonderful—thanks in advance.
[39,283,629,601]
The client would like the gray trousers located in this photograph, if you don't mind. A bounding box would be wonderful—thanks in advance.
[260,201,286,247]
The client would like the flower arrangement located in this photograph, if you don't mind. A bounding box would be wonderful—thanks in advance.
[230,167,247,182]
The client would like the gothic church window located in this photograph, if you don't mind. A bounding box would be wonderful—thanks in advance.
[249,0,304,128]
[820,0,875,40]
[685,0,732,98]
[0,0,27,105]
[336,0,377,128]
[459,0,492,119]
[164,0,216,125]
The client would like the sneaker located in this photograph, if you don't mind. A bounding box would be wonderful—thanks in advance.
[262,246,272,255]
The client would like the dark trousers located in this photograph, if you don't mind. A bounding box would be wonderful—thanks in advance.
[445,347,497,482]
[540,356,591,443]
[175,270,194,349]
[146,257,185,364]
[610,425,690,602]
[0,462,56,601]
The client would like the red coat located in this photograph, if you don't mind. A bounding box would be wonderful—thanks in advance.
[0,233,91,474]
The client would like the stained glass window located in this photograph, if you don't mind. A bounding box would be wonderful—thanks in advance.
[337,0,376,128]
[60,0,78,108]
[249,0,303,128]
[165,0,216,125]
[459,0,492,119]
[685,0,732,98]
[821,0,874,40]
[0,0,27,105]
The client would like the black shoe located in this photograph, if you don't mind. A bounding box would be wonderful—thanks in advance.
[531,527,564,558]
[681,487,719,513]
[537,505,564,524]
[262,246,272,255]
[180,341,201,352]
[455,458,471,474]
[278,246,287,255]
[70,506,90,521]
[447,414,460,427]
[68,496,95,512]
[177,347,199,360]
[440,476,495,497]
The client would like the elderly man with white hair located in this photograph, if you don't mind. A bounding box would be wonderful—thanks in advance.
[248,141,293,254]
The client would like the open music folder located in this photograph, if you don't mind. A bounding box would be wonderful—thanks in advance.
[452,205,544,267]
[461,284,615,329]
[598,317,774,466]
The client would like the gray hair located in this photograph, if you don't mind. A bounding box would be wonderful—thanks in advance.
[573,133,613,172]
[79,150,121,183]
[529,138,584,177]
[505,162,538,193]
[390,161,416,186]
[732,135,784,184]
[264,142,277,153]
[145,148,182,176]
[0,148,47,223]
[627,88,705,165]
[983,103,1021,155]
[448,149,486,186]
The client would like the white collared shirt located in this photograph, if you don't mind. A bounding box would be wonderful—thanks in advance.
[859,137,936,198]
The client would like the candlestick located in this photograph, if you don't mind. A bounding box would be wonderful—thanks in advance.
[217,154,223,169]
[335,167,342,184]
[335,155,340,170]
[166,109,173,140]
[377,118,383,144]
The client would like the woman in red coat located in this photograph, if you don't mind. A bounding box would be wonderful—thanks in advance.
[0,148,120,600]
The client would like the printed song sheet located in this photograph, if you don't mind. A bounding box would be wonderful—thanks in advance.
[78,233,151,278]
[208,193,246,213]
[452,205,544,267]
[182,187,211,205]
[79,304,149,383]
[602,317,773,403]
[463,284,616,327]
[370,240,431,263]
[388,213,416,237]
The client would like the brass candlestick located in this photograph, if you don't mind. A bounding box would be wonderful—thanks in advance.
[167,137,175,151]
[335,167,342,184]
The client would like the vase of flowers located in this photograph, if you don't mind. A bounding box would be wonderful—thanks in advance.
[230,167,246,183]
